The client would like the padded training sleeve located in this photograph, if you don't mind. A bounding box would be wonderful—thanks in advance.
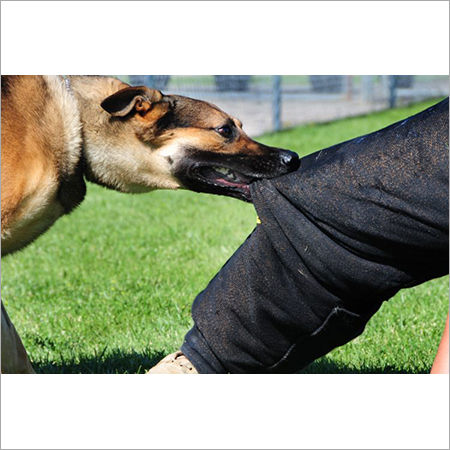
[182,98,449,373]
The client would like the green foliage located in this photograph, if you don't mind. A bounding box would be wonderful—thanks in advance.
[2,98,447,373]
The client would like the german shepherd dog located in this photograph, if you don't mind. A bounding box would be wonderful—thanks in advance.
[1,75,299,373]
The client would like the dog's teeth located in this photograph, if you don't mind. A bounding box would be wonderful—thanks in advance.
[215,167,231,176]
[213,167,240,181]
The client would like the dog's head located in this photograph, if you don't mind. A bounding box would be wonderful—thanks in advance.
[98,85,299,202]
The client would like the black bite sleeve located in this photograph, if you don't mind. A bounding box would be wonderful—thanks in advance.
[182,98,449,373]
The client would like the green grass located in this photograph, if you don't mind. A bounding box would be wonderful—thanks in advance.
[2,98,448,373]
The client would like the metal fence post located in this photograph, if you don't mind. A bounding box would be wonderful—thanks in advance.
[388,75,398,108]
[345,75,353,101]
[272,75,282,132]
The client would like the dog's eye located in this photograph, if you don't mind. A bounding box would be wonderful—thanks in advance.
[216,125,233,138]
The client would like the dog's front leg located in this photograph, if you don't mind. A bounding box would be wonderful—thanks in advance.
[1,302,35,374]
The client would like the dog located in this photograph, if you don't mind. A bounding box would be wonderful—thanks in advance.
[1,75,300,373]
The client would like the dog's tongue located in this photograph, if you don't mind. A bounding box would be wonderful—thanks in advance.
[216,177,250,190]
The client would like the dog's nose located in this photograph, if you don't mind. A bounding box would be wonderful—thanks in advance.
[280,150,300,171]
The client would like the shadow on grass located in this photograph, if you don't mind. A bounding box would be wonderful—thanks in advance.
[34,351,426,374]
[300,356,428,374]
[33,349,167,374]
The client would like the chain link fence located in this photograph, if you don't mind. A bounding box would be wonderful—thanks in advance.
[118,75,449,137]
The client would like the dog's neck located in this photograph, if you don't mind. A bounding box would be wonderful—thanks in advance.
[62,75,83,159]
[65,76,118,193]
[66,76,161,193]
[66,76,129,190]
[65,76,179,194]
[63,75,74,96]
[52,75,87,213]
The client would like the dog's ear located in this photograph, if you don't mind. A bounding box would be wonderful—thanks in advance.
[101,86,163,117]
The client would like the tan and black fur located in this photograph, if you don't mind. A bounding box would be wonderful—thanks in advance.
[1,75,299,373]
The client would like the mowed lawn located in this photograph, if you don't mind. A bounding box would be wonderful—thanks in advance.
[2,98,448,373]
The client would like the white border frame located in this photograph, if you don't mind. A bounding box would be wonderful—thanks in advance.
[1,2,449,449]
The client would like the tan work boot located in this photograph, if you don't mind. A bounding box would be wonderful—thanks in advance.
[148,351,198,374]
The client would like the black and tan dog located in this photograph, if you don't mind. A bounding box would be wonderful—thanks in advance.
[1,75,299,373]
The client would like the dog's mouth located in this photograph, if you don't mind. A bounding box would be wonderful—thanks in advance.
[173,149,300,202]
[174,161,260,202]
[193,165,255,200]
